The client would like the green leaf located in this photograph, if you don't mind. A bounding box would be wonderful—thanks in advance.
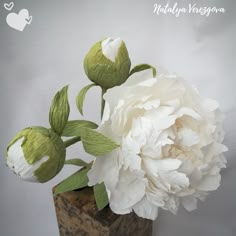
[94,182,109,210]
[49,85,70,135]
[65,158,89,167]
[55,166,91,195]
[129,64,157,77]
[62,120,98,137]
[80,127,119,156]
[76,84,97,116]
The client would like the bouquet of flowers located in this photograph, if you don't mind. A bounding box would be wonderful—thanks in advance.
[5,38,228,220]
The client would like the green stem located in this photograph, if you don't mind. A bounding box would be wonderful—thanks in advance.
[64,137,81,148]
[101,88,106,120]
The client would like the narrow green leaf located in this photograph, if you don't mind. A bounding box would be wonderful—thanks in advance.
[65,158,89,167]
[94,182,109,210]
[62,120,98,137]
[49,85,70,135]
[55,166,90,195]
[76,84,97,116]
[129,64,157,77]
[80,127,119,156]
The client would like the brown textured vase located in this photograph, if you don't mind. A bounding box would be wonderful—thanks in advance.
[53,187,152,236]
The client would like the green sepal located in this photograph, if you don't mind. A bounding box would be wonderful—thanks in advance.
[94,182,109,210]
[80,127,119,156]
[76,84,97,116]
[64,158,89,167]
[54,165,91,195]
[7,127,66,183]
[62,120,98,137]
[49,85,70,136]
[129,64,157,77]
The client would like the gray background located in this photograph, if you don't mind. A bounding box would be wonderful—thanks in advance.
[0,0,235,235]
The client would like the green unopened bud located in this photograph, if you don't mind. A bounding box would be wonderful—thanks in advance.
[84,37,131,89]
[6,127,66,183]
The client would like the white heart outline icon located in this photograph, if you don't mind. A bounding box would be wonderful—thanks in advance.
[4,2,14,11]
[25,15,33,25]
[6,9,31,31]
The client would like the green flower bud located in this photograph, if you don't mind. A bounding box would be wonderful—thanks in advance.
[84,37,131,89]
[6,127,66,183]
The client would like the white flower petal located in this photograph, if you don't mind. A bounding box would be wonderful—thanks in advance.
[164,99,180,109]
[176,107,201,120]
[195,191,208,201]
[159,170,190,192]
[182,196,197,211]
[188,168,203,187]
[138,78,157,87]
[212,143,228,155]
[87,150,119,189]
[135,98,160,110]
[120,136,141,170]
[141,128,173,159]
[178,128,199,147]
[203,98,219,111]
[197,174,221,191]
[143,158,182,175]
[7,137,49,182]
[146,187,167,207]
[101,38,122,62]
[109,169,146,212]
[124,69,154,87]
[133,196,158,220]
[204,143,228,162]
[162,195,180,214]
[145,108,176,131]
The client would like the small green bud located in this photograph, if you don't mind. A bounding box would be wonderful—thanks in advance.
[84,37,131,89]
[6,127,66,183]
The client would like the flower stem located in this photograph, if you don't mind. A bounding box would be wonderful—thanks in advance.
[101,88,106,120]
[64,137,81,148]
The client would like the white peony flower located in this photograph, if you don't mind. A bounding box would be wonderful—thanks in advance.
[6,127,66,183]
[88,69,228,220]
